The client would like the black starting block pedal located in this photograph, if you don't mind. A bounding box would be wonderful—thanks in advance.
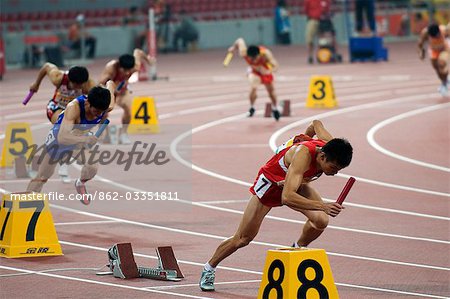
[105,243,183,281]
[107,243,140,279]
[157,246,184,278]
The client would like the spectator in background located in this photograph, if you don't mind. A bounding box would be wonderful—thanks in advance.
[173,10,199,52]
[67,16,97,59]
[304,0,330,64]
[355,0,376,36]
[123,6,141,26]
[275,0,291,45]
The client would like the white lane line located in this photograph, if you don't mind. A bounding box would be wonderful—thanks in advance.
[144,280,261,290]
[196,198,450,221]
[43,239,450,298]
[192,201,449,244]
[367,103,450,172]
[58,240,448,298]
[51,204,450,271]
[334,282,449,299]
[54,220,119,226]
[0,265,213,299]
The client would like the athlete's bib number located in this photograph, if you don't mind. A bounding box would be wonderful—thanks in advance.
[45,130,56,146]
[254,173,272,198]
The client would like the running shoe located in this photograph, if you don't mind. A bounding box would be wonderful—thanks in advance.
[75,178,91,205]
[248,107,255,117]
[272,109,280,121]
[199,269,215,291]
[58,164,71,184]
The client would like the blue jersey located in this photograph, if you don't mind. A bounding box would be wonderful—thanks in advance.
[45,95,105,159]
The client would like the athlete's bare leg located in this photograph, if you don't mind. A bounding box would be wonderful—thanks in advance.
[27,152,58,192]
[264,82,278,106]
[295,183,329,247]
[208,195,271,267]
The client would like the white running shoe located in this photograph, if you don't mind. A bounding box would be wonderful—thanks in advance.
[58,164,71,183]
[119,133,132,145]
[438,84,448,97]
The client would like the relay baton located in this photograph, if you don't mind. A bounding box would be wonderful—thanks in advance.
[223,52,233,67]
[22,91,35,105]
[336,177,356,204]
[116,81,125,92]
[95,119,110,138]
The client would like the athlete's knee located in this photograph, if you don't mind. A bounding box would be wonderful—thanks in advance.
[232,234,254,248]
[310,213,329,230]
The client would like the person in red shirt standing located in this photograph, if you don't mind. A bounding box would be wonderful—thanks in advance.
[304,0,331,64]
[226,37,281,121]
[199,120,353,292]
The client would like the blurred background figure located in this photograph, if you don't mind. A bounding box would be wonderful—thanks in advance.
[67,15,97,58]
[274,0,291,45]
[304,0,331,64]
[173,10,199,52]
[355,0,376,36]
[122,6,141,26]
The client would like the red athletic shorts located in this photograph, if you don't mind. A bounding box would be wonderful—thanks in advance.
[249,170,283,207]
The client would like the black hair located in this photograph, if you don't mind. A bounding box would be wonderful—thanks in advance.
[118,54,135,69]
[427,23,440,37]
[321,138,353,168]
[68,66,89,84]
[247,45,260,58]
[87,86,111,111]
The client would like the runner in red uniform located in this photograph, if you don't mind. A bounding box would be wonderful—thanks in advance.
[99,48,155,144]
[29,63,96,182]
[417,23,450,97]
[199,120,353,292]
[227,37,281,120]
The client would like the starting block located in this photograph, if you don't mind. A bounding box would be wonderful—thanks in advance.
[0,192,63,258]
[103,243,183,281]
[258,247,339,299]
[264,100,291,118]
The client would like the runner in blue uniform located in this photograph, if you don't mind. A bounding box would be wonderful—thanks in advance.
[27,81,116,205]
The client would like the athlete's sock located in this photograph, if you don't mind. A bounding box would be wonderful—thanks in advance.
[204,262,216,272]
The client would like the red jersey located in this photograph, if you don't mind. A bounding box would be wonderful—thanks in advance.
[304,0,330,20]
[244,46,274,84]
[250,139,326,207]
[51,72,83,109]
[111,62,131,94]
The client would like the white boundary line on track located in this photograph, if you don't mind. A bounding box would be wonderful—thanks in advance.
[0,265,214,299]
[4,239,448,299]
[367,103,450,172]
[54,220,119,226]
[49,204,449,271]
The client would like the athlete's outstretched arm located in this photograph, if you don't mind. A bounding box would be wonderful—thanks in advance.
[282,146,342,217]
[133,48,155,71]
[105,80,116,112]
[29,63,62,92]
[417,28,428,60]
[228,37,247,57]
[264,49,279,72]
[304,120,333,142]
